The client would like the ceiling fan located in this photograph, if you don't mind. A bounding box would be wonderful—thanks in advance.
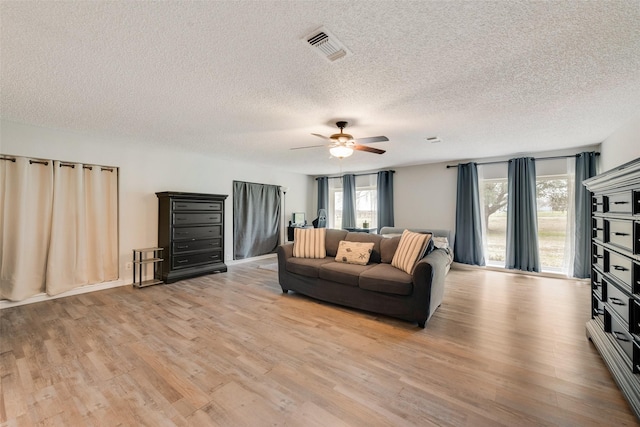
[291,121,389,158]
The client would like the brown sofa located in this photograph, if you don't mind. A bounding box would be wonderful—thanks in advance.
[276,228,451,328]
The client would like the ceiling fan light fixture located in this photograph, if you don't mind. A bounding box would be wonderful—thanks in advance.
[329,145,354,158]
[330,133,354,143]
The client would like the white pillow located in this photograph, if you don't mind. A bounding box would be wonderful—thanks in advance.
[335,240,374,265]
[433,236,449,249]
[293,228,326,258]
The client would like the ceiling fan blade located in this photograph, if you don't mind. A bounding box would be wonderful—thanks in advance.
[311,133,332,140]
[290,144,328,150]
[353,145,386,155]
[354,135,389,144]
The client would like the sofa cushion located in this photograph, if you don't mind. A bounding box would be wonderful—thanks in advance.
[293,228,326,258]
[325,229,349,257]
[380,235,401,263]
[319,262,375,287]
[287,257,334,278]
[359,264,413,296]
[345,232,383,263]
[392,230,433,274]
[335,240,374,265]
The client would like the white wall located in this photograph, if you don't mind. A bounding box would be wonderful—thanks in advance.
[1,120,312,288]
[394,162,457,231]
[600,111,640,172]
[392,145,600,242]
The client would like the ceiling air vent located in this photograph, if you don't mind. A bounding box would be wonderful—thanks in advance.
[304,27,352,62]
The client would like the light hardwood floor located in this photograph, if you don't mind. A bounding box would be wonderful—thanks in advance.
[1,261,638,426]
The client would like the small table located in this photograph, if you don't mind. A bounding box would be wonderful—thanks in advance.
[344,227,377,234]
[132,247,164,288]
[287,225,313,241]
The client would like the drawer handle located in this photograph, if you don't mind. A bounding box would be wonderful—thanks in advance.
[593,282,601,288]
[177,259,189,264]
[613,265,628,271]
[594,202,604,206]
[177,245,189,249]
[593,227,603,231]
[594,308,605,315]
[613,232,630,236]
[613,331,630,342]
[594,255,603,259]
[613,201,629,205]
[609,297,626,306]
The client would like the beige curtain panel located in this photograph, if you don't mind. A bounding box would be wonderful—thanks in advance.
[0,156,118,301]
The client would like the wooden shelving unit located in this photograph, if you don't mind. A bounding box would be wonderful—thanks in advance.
[132,247,164,288]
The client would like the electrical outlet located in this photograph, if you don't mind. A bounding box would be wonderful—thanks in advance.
[126,262,133,270]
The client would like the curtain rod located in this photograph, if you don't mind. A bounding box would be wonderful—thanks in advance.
[315,170,395,180]
[0,154,117,170]
[445,152,600,169]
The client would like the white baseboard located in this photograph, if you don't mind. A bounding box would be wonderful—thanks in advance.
[1,253,278,309]
[451,262,589,282]
[0,279,128,310]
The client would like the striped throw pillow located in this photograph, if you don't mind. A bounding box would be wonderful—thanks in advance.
[391,230,432,274]
[293,228,327,258]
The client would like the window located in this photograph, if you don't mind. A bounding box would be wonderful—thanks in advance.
[479,159,573,273]
[536,174,571,272]
[481,177,508,266]
[328,175,377,229]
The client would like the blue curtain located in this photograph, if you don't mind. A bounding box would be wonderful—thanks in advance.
[377,171,394,233]
[453,163,485,265]
[317,176,328,211]
[573,152,598,278]
[506,157,540,272]
[342,174,356,229]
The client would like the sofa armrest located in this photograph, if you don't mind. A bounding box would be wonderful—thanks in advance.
[277,243,294,291]
[413,248,449,321]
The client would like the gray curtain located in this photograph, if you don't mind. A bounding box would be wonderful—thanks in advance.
[342,174,356,229]
[233,181,281,259]
[573,152,598,278]
[377,170,394,233]
[506,157,540,272]
[453,163,485,265]
[317,177,328,210]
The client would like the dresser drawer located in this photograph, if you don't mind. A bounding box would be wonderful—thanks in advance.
[173,238,222,253]
[592,268,604,299]
[173,212,222,225]
[592,218,605,242]
[609,310,634,364]
[608,250,633,289]
[173,200,223,211]
[592,195,607,213]
[172,225,222,240]
[593,295,605,323]
[607,219,634,253]
[632,300,640,336]
[172,251,222,269]
[607,191,634,214]
[592,243,607,270]
[606,281,631,326]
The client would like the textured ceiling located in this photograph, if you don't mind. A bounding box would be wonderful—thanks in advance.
[2,1,639,175]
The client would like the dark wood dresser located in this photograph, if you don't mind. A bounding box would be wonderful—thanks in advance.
[583,157,640,418]
[156,192,228,284]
